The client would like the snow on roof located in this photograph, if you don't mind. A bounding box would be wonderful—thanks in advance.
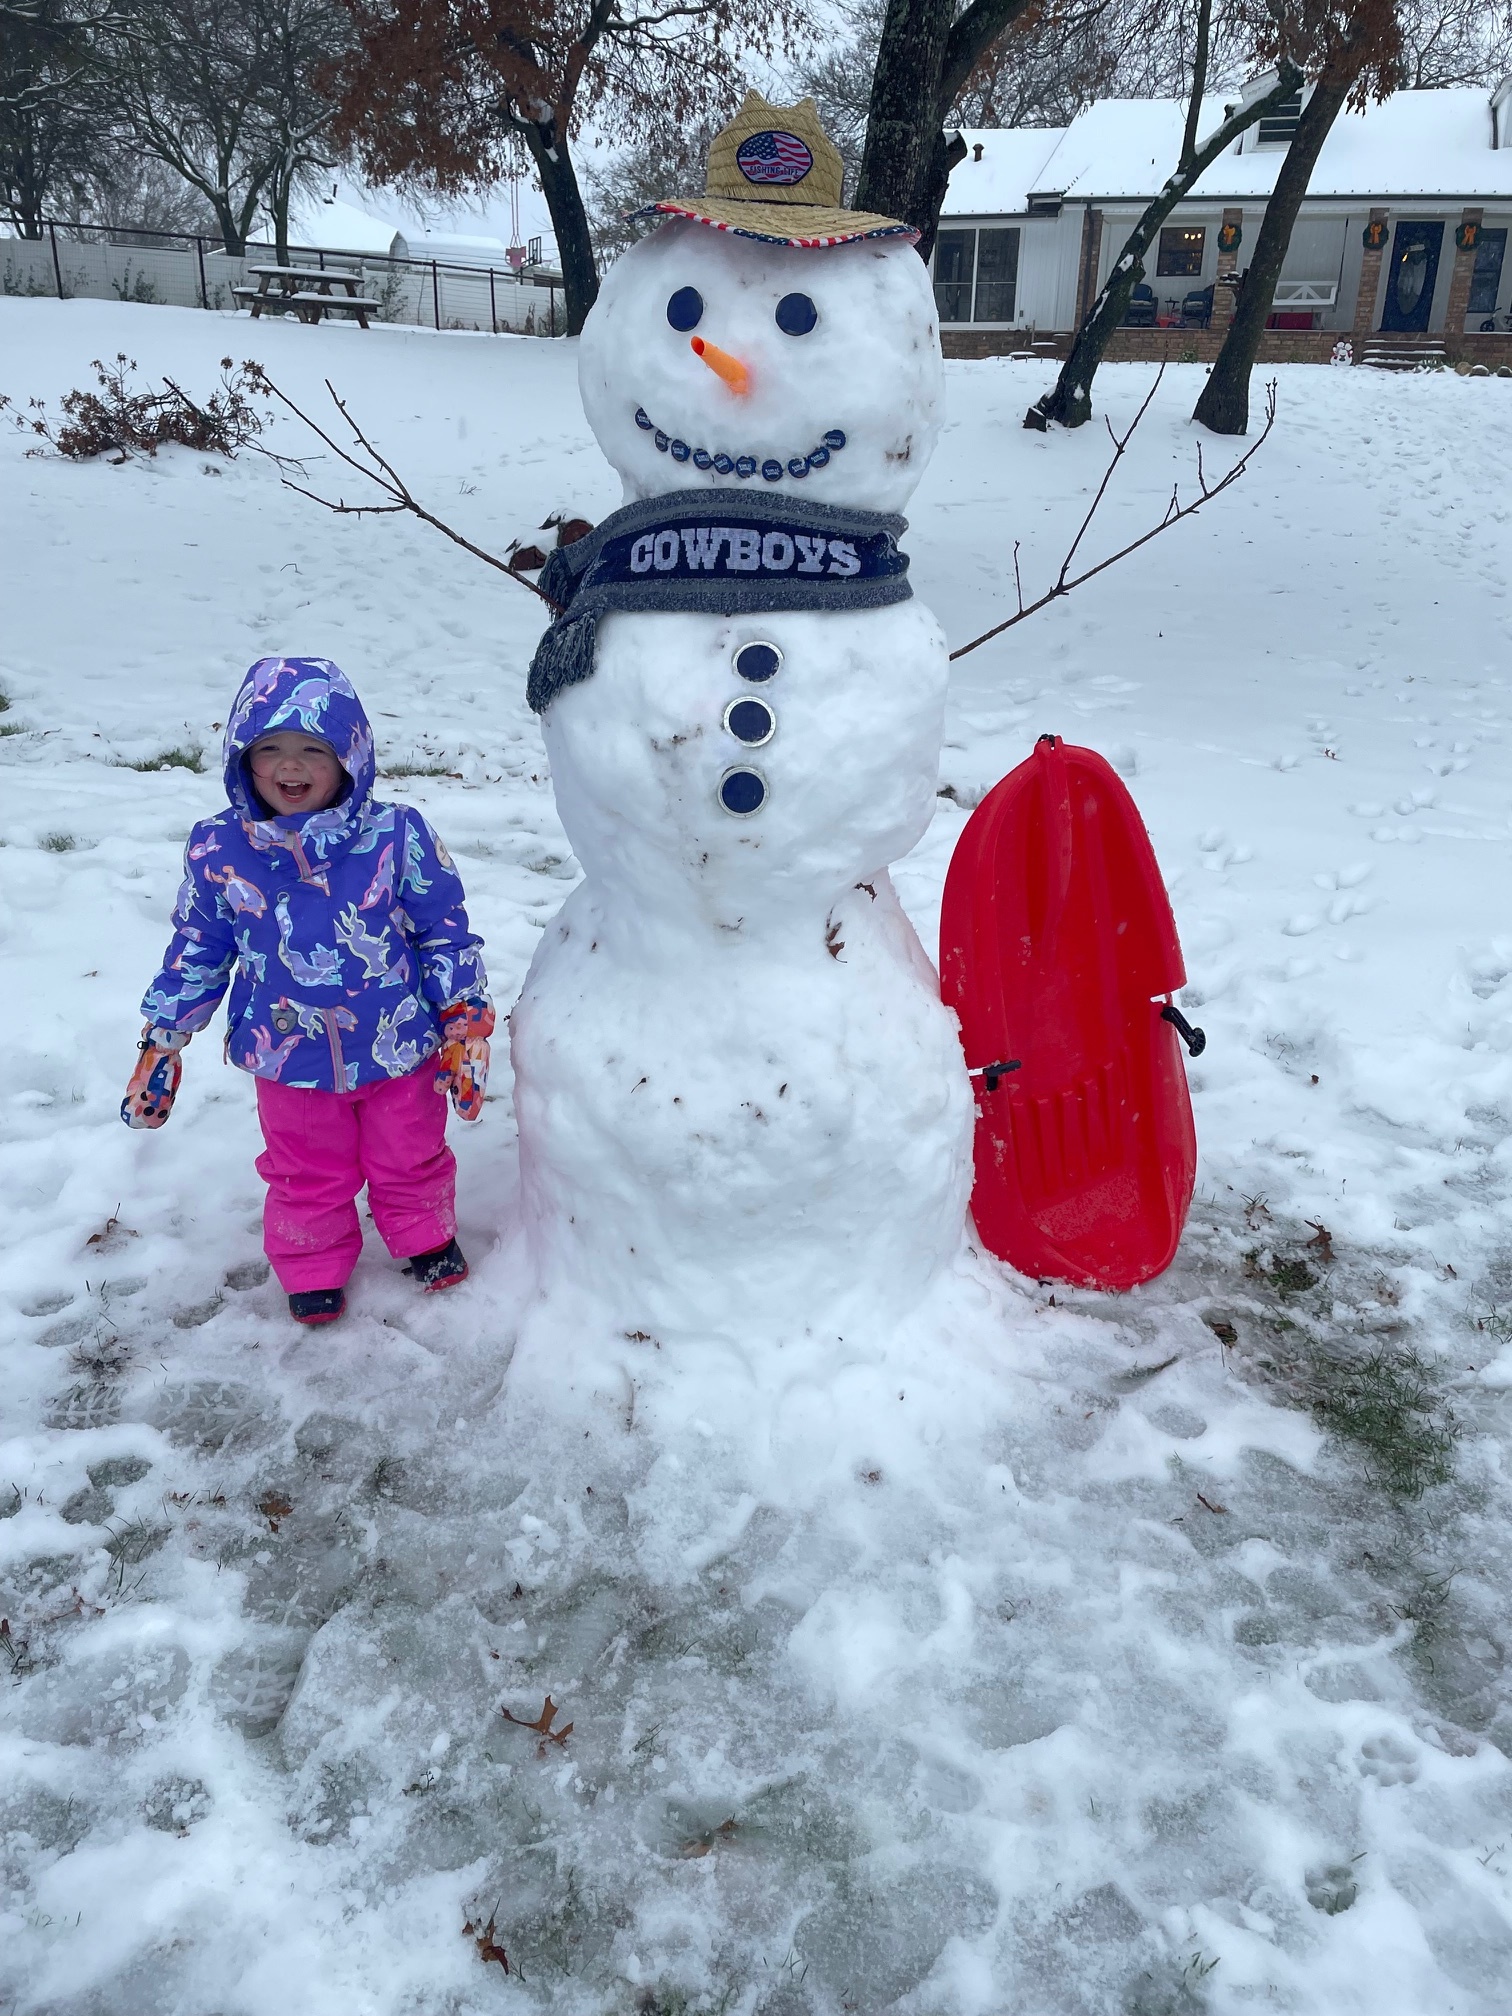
[947,84,1512,213]
[285,196,401,256]
[940,128,1067,216]
[393,230,514,267]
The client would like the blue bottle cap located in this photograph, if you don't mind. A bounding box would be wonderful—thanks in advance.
[718,767,767,817]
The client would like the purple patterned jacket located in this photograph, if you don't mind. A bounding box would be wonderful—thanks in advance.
[140,657,488,1092]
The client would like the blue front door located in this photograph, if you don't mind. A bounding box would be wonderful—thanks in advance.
[1380,221,1444,333]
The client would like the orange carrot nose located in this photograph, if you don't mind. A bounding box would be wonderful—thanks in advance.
[690,336,750,397]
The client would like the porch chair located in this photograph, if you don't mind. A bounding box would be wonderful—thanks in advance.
[1123,284,1157,328]
[1180,286,1214,328]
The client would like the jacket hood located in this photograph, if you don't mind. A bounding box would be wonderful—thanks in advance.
[223,657,376,831]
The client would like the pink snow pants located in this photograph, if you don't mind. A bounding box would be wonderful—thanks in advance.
[254,1067,456,1293]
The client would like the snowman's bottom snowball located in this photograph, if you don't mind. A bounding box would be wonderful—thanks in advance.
[510,872,975,1353]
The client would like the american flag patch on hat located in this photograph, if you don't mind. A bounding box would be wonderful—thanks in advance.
[735,130,815,186]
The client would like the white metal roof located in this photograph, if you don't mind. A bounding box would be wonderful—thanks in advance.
[943,84,1512,215]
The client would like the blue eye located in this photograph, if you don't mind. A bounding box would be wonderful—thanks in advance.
[667,287,704,331]
[775,293,817,335]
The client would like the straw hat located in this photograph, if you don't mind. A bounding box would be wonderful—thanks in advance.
[633,91,914,249]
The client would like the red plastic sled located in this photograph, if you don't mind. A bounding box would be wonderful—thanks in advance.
[939,735,1202,1291]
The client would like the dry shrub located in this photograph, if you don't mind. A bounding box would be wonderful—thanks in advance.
[2,353,267,462]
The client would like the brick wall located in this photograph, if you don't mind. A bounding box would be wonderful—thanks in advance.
[941,327,1341,364]
[1353,209,1389,340]
[941,324,1512,370]
[1443,207,1484,335]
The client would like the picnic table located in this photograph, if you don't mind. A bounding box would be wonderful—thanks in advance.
[233,264,380,328]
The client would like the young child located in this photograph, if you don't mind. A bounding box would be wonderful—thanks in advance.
[123,656,495,1327]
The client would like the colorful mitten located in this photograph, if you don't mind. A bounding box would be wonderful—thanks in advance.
[121,1026,190,1129]
[434,1000,496,1122]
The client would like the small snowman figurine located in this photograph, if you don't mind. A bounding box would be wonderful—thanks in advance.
[512,94,974,1351]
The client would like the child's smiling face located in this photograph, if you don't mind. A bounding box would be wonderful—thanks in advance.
[247,731,345,816]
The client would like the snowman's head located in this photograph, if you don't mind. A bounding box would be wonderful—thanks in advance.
[579,219,943,516]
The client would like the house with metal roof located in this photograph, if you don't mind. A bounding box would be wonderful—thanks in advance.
[934,78,1512,367]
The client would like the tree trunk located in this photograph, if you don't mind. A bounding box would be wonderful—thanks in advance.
[272,167,292,264]
[856,0,1031,254]
[523,120,597,335]
[856,0,956,231]
[213,198,245,256]
[1028,66,1303,429]
[1192,68,1356,434]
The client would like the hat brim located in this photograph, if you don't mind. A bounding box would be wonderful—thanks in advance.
[632,199,916,249]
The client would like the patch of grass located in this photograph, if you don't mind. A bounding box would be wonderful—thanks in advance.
[0,688,10,712]
[0,720,27,737]
[39,832,77,852]
[1308,1343,1457,1498]
[381,760,455,779]
[1244,1246,1317,1296]
[124,746,205,773]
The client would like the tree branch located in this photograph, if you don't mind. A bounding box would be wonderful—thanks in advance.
[953,372,1277,661]
[940,0,1037,113]
[244,366,563,613]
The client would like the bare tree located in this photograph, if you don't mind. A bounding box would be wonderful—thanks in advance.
[99,1,280,253]
[61,147,222,236]
[95,0,349,256]
[1027,0,1303,428]
[0,0,117,236]
[583,109,729,263]
[254,0,352,262]
[328,0,799,338]
[1398,0,1512,84]
[1193,0,1406,435]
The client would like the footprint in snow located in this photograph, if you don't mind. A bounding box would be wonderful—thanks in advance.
[1358,1733,1420,1787]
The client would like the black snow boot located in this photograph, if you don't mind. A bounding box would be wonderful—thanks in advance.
[404,1236,468,1292]
[289,1287,346,1326]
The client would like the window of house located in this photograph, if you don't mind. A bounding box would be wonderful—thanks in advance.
[1156,226,1205,278]
[974,229,1019,320]
[933,230,975,322]
[1256,90,1303,145]
[932,226,1021,322]
[1469,227,1507,314]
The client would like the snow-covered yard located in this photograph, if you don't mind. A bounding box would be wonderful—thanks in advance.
[2,297,1511,2016]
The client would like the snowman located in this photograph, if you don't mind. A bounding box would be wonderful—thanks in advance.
[510,94,975,1352]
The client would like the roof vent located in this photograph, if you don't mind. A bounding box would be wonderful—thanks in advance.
[1256,89,1303,145]
[973,141,984,161]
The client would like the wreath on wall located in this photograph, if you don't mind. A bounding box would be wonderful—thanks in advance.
[1456,220,1481,251]
[1217,220,1242,254]
[1362,218,1388,251]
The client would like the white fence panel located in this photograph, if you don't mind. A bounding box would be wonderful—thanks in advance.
[2,234,204,308]
[3,228,565,337]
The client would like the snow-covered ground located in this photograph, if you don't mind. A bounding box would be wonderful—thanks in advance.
[2,297,1511,2016]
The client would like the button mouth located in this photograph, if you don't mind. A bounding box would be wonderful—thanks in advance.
[723,696,776,748]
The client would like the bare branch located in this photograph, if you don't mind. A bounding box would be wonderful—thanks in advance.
[246,365,564,613]
[950,377,1277,663]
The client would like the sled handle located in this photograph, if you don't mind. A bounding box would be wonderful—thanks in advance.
[969,1057,1022,1092]
[1161,1003,1206,1057]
